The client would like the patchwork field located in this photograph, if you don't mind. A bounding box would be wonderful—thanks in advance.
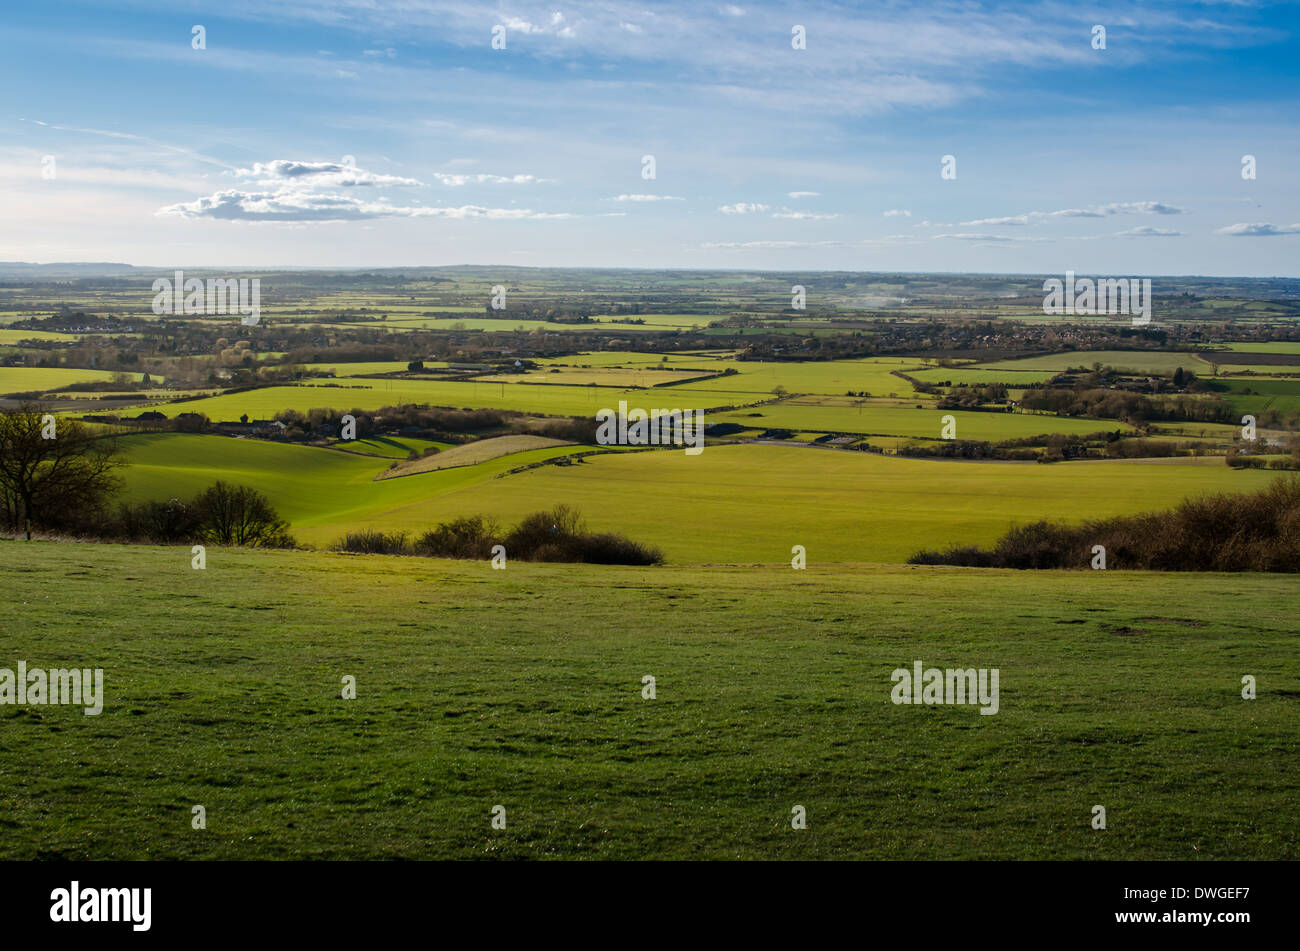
[1,540,1294,860]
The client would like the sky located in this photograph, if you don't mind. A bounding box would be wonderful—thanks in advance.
[2,0,1299,275]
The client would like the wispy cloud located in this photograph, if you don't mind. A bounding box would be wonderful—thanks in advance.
[1216,222,1300,236]
[1117,226,1181,237]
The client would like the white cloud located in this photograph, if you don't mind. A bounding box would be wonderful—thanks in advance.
[719,202,770,214]
[883,209,911,217]
[1117,226,1181,237]
[430,172,550,186]
[610,193,684,201]
[772,211,839,220]
[961,215,1030,226]
[158,190,573,221]
[701,240,845,249]
[1216,222,1300,236]
[235,160,419,188]
[788,191,819,199]
[935,233,1016,242]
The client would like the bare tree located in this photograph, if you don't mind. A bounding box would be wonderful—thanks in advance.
[192,481,294,547]
[0,405,122,538]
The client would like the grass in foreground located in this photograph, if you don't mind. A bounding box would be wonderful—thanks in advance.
[0,540,1296,860]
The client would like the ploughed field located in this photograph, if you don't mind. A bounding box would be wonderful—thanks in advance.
[0,541,1295,860]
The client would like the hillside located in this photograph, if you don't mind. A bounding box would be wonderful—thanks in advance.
[0,540,1295,860]
[116,434,1278,559]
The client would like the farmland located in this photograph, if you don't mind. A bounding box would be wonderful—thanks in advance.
[114,435,1272,559]
[711,398,1128,441]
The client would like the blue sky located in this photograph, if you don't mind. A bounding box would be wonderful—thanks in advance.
[2,0,1299,274]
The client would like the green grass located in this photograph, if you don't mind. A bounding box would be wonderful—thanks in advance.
[0,540,1295,860]
[148,379,755,421]
[683,358,925,396]
[298,361,447,376]
[910,367,1057,386]
[713,398,1127,440]
[0,367,152,393]
[1220,342,1300,355]
[973,351,1215,375]
[1217,378,1300,421]
[116,435,1274,559]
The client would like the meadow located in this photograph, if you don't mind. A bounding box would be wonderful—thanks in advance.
[147,379,759,421]
[972,351,1217,375]
[115,435,1271,560]
[0,540,1294,860]
[711,398,1126,440]
[0,366,153,393]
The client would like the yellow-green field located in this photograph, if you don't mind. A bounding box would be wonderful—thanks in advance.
[115,434,1272,560]
[713,397,1128,440]
[376,435,575,479]
[149,379,756,421]
[0,366,154,392]
[972,351,1215,375]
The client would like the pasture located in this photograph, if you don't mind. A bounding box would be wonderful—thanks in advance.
[1,540,1295,860]
[115,435,1273,560]
[972,351,1215,375]
[0,367,153,394]
[150,379,756,421]
[712,398,1126,440]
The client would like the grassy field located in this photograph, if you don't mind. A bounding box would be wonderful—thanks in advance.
[115,435,1274,559]
[972,351,1215,375]
[683,358,925,396]
[148,379,755,421]
[0,540,1294,860]
[909,367,1057,386]
[475,367,718,386]
[0,367,152,393]
[713,398,1127,440]
[299,361,448,376]
[377,435,575,479]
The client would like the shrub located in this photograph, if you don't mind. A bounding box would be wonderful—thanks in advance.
[908,477,1300,572]
[414,515,500,559]
[338,530,409,555]
[192,481,295,548]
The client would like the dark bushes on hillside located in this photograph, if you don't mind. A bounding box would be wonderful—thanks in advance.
[109,481,295,548]
[415,515,499,559]
[908,476,1300,571]
[339,530,409,555]
[335,505,663,565]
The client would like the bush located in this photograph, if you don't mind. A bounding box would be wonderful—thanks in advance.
[414,515,500,559]
[908,477,1300,572]
[341,505,664,565]
[192,481,295,548]
[111,497,202,543]
[338,530,409,555]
